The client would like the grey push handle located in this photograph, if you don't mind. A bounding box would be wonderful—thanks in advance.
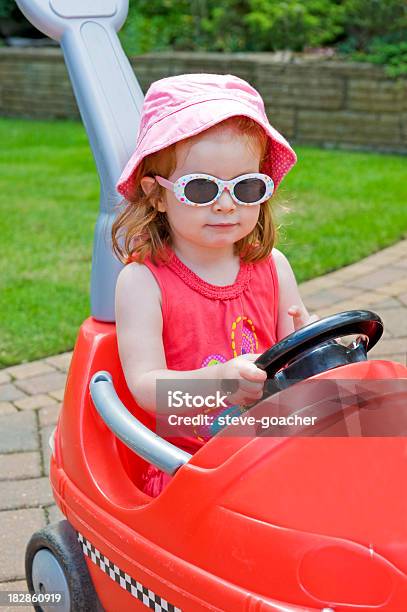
[15,0,145,322]
[89,371,192,475]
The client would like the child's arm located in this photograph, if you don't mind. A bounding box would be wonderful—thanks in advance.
[272,248,319,342]
[115,262,266,415]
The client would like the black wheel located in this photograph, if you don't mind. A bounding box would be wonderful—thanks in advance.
[25,520,102,612]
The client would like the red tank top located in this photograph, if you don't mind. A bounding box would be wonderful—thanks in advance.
[142,247,279,371]
[128,246,279,496]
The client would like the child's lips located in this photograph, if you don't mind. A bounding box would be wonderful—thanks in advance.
[206,223,239,228]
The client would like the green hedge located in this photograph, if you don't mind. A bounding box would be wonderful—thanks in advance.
[3,0,407,75]
[0,0,14,18]
[119,0,407,74]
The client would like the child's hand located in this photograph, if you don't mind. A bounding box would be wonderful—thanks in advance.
[287,304,319,331]
[219,354,267,407]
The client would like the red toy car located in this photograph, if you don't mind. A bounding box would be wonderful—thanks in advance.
[25,311,407,611]
[15,1,407,610]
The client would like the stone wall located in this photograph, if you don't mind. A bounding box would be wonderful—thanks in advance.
[1,48,406,153]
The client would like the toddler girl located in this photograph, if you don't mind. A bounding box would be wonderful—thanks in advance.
[112,73,317,497]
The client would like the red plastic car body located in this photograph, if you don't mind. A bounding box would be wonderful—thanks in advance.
[49,316,407,611]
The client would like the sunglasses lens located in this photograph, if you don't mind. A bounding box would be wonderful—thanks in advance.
[234,178,266,203]
[184,178,219,204]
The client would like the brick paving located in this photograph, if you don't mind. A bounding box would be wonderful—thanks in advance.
[0,239,406,601]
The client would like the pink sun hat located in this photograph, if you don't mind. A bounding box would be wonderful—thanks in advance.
[116,73,297,200]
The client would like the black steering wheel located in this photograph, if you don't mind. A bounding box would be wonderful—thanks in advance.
[254,310,383,398]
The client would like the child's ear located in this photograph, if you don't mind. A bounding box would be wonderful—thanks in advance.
[140,176,166,212]
[140,176,156,196]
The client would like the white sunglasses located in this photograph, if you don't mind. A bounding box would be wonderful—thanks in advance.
[154,172,274,207]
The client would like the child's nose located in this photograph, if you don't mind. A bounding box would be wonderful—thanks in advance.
[213,188,236,212]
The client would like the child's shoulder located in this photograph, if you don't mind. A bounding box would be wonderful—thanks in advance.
[116,259,162,304]
[118,256,150,279]
[252,247,286,273]
[270,247,288,269]
[270,247,298,288]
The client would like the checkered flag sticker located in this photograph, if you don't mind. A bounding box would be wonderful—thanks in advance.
[78,532,182,611]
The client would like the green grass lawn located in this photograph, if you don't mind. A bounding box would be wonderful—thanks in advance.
[1,117,406,367]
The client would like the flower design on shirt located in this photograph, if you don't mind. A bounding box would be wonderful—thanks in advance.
[231,315,258,357]
[196,315,260,441]
[201,354,227,367]
[241,324,257,354]
[200,315,259,367]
